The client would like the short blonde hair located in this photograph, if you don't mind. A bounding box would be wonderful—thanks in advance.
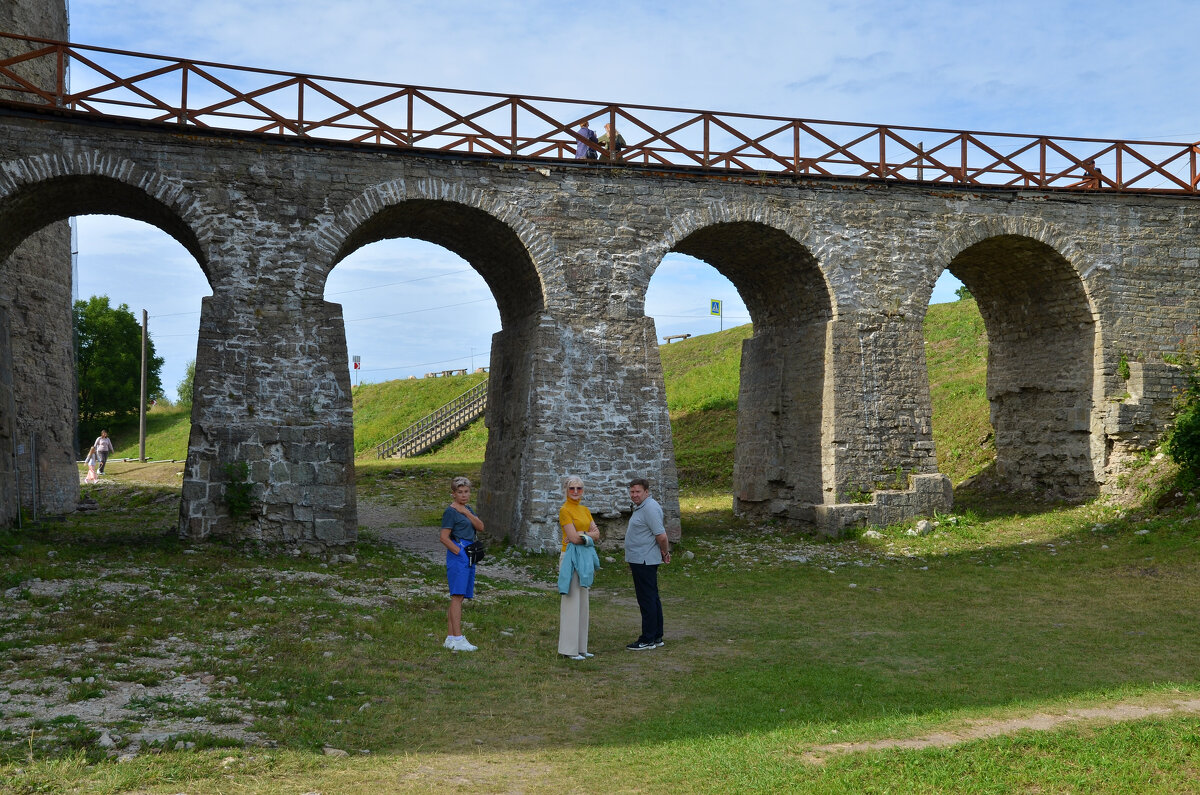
[451,476,471,491]
[563,475,583,494]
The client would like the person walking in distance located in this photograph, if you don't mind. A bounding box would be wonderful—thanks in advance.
[83,446,99,484]
[92,430,114,475]
[440,476,485,652]
[624,478,669,650]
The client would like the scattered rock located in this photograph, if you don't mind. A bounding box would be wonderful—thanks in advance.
[683,550,695,560]
[862,530,884,540]
[916,520,934,536]
[323,746,349,757]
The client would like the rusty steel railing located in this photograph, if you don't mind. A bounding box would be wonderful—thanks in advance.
[2,31,1199,193]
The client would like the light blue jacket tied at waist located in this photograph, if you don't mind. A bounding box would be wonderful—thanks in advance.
[558,535,601,594]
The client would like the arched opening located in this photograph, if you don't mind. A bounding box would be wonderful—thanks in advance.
[660,221,833,524]
[0,175,209,522]
[933,234,1097,498]
[73,216,211,454]
[328,199,544,531]
[645,252,749,493]
[325,238,499,456]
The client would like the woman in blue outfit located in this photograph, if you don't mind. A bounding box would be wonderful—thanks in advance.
[440,476,485,652]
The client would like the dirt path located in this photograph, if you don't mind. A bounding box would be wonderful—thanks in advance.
[800,695,1200,763]
[357,497,553,587]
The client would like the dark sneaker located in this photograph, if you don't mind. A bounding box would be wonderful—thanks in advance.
[626,640,655,651]
[654,639,665,648]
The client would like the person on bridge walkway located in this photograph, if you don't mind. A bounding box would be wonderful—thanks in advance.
[623,478,669,651]
[574,120,600,160]
[599,122,626,155]
[558,475,601,660]
[440,476,485,652]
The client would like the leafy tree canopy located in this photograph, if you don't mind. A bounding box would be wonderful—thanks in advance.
[75,296,164,435]
[177,359,196,410]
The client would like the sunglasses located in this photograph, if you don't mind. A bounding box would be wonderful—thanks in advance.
[568,486,584,491]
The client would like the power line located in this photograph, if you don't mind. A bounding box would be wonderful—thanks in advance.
[346,297,493,322]
[327,267,474,296]
[362,350,492,373]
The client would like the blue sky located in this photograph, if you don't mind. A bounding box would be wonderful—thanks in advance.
[60,0,1200,396]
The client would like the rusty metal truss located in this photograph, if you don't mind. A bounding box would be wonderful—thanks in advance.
[2,31,1199,193]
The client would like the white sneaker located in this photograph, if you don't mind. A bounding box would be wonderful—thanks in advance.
[443,637,457,649]
[453,638,478,652]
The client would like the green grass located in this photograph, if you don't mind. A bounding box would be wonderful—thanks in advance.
[94,404,192,461]
[924,298,992,484]
[351,372,487,455]
[2,465,1199,792]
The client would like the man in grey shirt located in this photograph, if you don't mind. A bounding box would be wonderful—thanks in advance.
[624,478,670,650]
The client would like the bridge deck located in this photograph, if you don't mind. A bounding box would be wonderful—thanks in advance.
[1,31,1198,194]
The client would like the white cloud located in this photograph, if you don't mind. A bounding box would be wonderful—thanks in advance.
[44,0,1200,387]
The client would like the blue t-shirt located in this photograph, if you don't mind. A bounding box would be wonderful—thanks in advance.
[441,505,478,543]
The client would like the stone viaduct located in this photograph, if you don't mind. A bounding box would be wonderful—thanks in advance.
[0,100,1196,552]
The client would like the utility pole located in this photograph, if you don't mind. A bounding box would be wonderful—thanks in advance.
[139,309,147,461]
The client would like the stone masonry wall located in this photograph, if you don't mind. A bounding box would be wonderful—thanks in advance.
[0,0,76,523]
[0,107,1197,549]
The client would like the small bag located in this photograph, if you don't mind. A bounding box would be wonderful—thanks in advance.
[465,541,486,566]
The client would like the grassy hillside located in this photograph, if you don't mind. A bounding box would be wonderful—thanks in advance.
[90,404,192,461]
[121,302,991,484]
[352,372,487,455]
[658,325,751,486]
[924,298,991,484]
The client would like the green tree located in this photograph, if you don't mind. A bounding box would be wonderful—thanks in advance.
[74,296,164,432]
[177,359,196,410]
[955,284,973,301]
[1165,349,1200,482]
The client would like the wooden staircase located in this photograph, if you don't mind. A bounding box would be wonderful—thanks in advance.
[376,380,488,459]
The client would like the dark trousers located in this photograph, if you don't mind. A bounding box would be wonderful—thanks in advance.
[629,562,663,643]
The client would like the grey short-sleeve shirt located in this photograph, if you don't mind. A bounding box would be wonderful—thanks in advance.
[624,495,666,564]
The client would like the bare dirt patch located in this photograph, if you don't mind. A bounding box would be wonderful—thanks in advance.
[800,695,1200,763]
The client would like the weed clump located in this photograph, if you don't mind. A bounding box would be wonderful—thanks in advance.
[1165,348,1200,487]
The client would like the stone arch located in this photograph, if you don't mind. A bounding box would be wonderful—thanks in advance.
[318,177,563,324]
[319,181,554,535]
[0,153,213,280]
[641,202,836,522]
[920,217,1100,497]
[0,154,214,522]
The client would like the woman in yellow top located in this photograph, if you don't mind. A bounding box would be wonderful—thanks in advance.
[559,475,600,660]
